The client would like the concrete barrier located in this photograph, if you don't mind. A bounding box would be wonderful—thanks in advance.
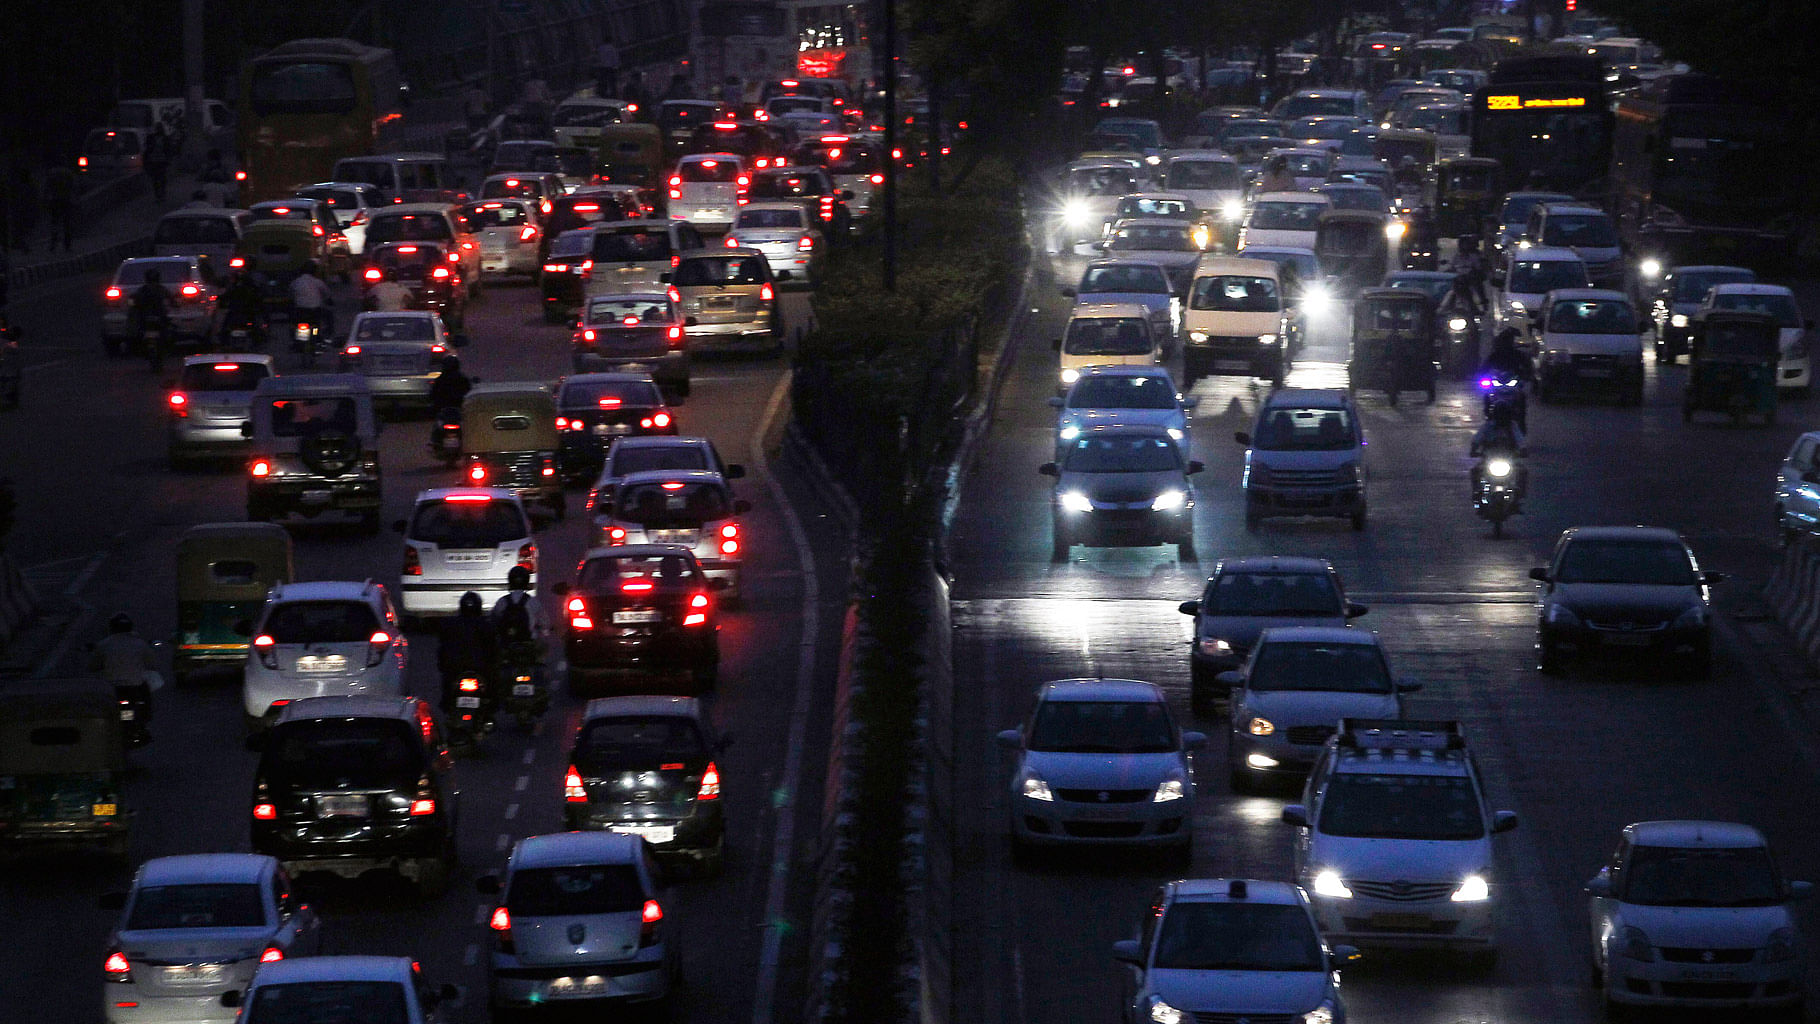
[1764,535,1820,665]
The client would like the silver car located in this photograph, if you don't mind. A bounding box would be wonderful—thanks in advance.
[594,469,749,598]
[725,202,822,283]
[462,197,544,279]
[166,353,275,466]
[338,312,455,412]
[671,248,784,353]
[586,435,744,515]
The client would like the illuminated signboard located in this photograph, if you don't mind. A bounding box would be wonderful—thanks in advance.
[1486,95,1589,110]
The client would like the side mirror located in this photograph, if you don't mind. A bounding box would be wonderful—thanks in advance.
[1037,463,1059,477]
[452,333,471,348]
[724,463,746,479]
[1584,870,1614,898]
[685,316,699,326]
[1281,804,1309,828]
[551,581,571,596]
[1051,337,1063,351]
[475,874,501,895]
[658,272,671,283]
[1112,939,1142,965]
[244,733,266,753]
[1059,286,1077,298]
[995,728,1022,750]
[1215,670,1243,689]
[1181,730,1208,750]
[391,519,408,533]
[233,618,254,637]
[734,499,752,514]
[1702,570,1726,585]
[1177,600,1199,616]
[1186,460,1204,475]
[220,991,243,1009]
[1234,431,1251,446]
[1492,810,1520,834]
[1332,944,1362,964]
[1046,396,1064,408]
[1396,678,1423,693]
[1789,880,1813,900]
[98,891,129,911]
[1528,567,1550,582]
[239,422,254,439]
[1345,602,1369,619]
[776,270,792,281]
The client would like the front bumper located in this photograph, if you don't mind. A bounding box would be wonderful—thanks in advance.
[1229,727,1331,776]
[1246,484,1364,519]
[1011,792,1190,846]
[1540,620,1708,661]
[1055,507,1190,548]
[1605,956,1802,1010]
[1309,890,1495,949]
[1184,340,1281,379]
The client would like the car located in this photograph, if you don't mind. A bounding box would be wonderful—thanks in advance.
[1284,719,1519,965]
[294,182,382,256]
[1179,556,1367,715]
[788,133,885,217]
[1048,365,1195,459]
[542,188,648,265]
[1255,148,1337,193]
[1064,259,1178,349]
[460,198,544,279]
[1292,114,1367,151]
[1159,152,1245,224]
[1490,246,1590,340]
[1531,525,1722,677]
[1383,269,1454,305]
[221,955,457,1024]
[1487,190,1574,268]
[1040,423,1202,562]
[561,696,728,870]
[478,170,564,207]
[100,853,323,1024]
[1236,387,1369,530]
[247,696,458,895]
[1113,878,1354,1024]
[1223,627,1416,791]
[995,678,1205,862]
[1533,288,1646,404]
[240,581,408,728]
[1587,820,1810,1020]
[667,153,747,231]
[245,374,384,532]
[580,219,709,298]
[1650,265,1755,363]
[80,126,145,177]
[1055,301,1165,392]
[571,290,692,393]
[747,165,854,238]
[655,99,728,154]
[724,202,823,282]
[1314,180,1393,215]
[247,199,350,273]
[360,242,469,326]
[1237,191,1331,252]
[338,311,456,414]
[1776,431,1820,545]
[556,372,678,481]
[102,255,223,356]
[480,831,680,1013]
[1697,283,1814,392]
[152,208,251,264]
[1098,218,1203,294]
[671,247,785,353]
[1055,159,1143,245]
[585,435,744,514]
[330,152,455,205]
[395,488,535,621]
[557,544,722,692]
[593,469,748,596]
[683,119,789,171]
[166,353,275,467]
[364,203,482,287]
[1522,202,1624,289]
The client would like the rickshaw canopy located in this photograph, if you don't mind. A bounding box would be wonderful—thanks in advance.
[462,384,560,454]
[175,522,294,601]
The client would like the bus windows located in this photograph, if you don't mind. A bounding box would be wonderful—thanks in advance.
[251,62,357,116]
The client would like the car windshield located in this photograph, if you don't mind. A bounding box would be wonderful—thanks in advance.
[1317,774,1485,840]
[585,297,672,324]
[1282,95,1358,118]
[1671,270,1754,302]
[1320,188,1389,213]
[1498,195,1569,233]
[1713,292,1801,328]
[1276,153,1332,176]
[367,215,450,243]
[1251,407,1354,451]
[410,498,527,549]
[1555,539,1698,585]
[1118,197,1194,219]
[267,396,358,438]
[1507,259,1589,294]
[593,229,672,262]
[1164,161,1241,191]
[1404,106,1465,133]
[464,202,530,228]
[1067,167,1137,196]
[1067,375,1178,410]
[736,208,806,230]
[509,865,644,916]
[1541,213,1619,248]
[1623,845,1783,907]
[1060,434,1181,472]
[116,260,191,286]
[1204,572,1341,615]
[1191,275,1280,313]
[609,445,710,477]
[1248,202,1325,231]
[1152,903,1325,971]
[1386,275,1452,303]
[1294,117,1357,139]
[261,600,380,644]
[562,379,663,409]
[614,481,733,525]
[265,718,420,791]
[126,884,266,930]
[1319,219,1382,253]
[574,715,707,769]
[674,255,766,286]
[1249,642,1390,693]
[354,316,435,342]
[180,362,268,392]
[1064,318,1151,355]
[245,982,408,1024]
[1080,265,1169,295]
[1547,299,1637,335]
[85,130,141,155]
[155,216,239,244]
[680,160,740,183]
[1027,699,1174,753]
[1108,225,1195,252]
[577,553,703,591]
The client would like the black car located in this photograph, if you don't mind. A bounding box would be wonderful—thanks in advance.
[748,166,852,238]
[541,190,643,264]
[563,695,727,874]
[556,546,720,695]
[540,228,599,322]
[1178,556,1367,717]
[362,242,467,326]
[248,696,459,896]
[556,372,677,482]
[1531,526,1721,677]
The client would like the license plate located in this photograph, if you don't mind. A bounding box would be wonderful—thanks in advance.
[1603,633,1653,646]
[118,707,136,721]
[619,362,653,372]
[1215,359,1251,371]
[316,794,366,817]
[610,823,676,844]
[704,296,737,310]
[1681,968,1739,980]
[613,610,663,625]
[512,683,535,696]
[376,357,418,374]
[594,423,631,436]
[457,695,482,708]
[697,209,725,219]
[162,964,225,985]
[446,552,491,563]
[295,655,346,673]
[92,803,117,817]
[300,489,332,504]
[548,976,611,997]
[1371,913,1432,929]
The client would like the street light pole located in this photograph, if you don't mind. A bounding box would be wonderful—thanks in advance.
[181,0,206,165]
[880,0,897,291]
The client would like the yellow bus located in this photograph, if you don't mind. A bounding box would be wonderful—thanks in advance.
[238,38,402,203]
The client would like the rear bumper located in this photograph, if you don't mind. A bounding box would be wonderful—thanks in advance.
[490,952,670,1007]
[248,477,382,514]
[400,582,514,615]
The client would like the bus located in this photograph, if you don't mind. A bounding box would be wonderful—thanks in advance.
[237,38,403,203]
[695,2,791,100]
[1610,74,1799,264]
[1471,55,1612,197]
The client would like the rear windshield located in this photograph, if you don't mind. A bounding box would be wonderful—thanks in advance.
[1165,161,1241,191]
[593,229,672,262]
[353,315,436,342]
[1059,434,1182,473]
[1319,219,1381,253]
[1107,224,1195,252]
[127,884,266,930]
[180,361,269,391]
[155,217,239,245]
[548,200,622,234]
[1067,374,1177,410]
[261,600,379,644]
[332,161,395,189]
[1191,275,1279,312]
[1280,95,1358,118]
[481,178,543,200]
[561,379,664,409]
[264,718,420,790]
[464,202,531,228]
[735,208,806,230]
[614,481,733,524]
[1064,318,1152,355]
[116,260,192,286]
[246,981,407,1024]
[679,160,741,183]
[1673,270,1754,302]
[551,230,595,258]
[674,255,766,286]
[752,174,828,198]
[575,715,707,766]
[1081,264,1169,295]
[577,553,704,590]
[266,397,359,437]
[1203,571,1342,615]
[367,214,451,243]
[409,498,528,548]
[794,141,881,174]
[296,188,361,213]
[584,297,673,324]
[610,445,710,476]
[1248,202,1325,231]
[508,865,645,916]
[1252,406,1354,451]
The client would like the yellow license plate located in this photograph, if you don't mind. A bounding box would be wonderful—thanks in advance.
[92,803,118,817]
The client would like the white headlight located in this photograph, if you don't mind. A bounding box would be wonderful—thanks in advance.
[1639,258,1662,280]
[1166,427,1184,441]
[1302,1005,1335,1024]
[1487,459,1512,478]
[1058,424,1080,441]
[1062,199,1089,225]
[1188,330,1209,343]
[1060,491,1093,513]
[1671,314,1688,328]
[1149,999,1184,1024]
[1258,333,1278,345]
[1507,300,1525,313]
[1221,198,1244,221]
[1247,716,1274,736]
[1145,154,1162,166]
[1152,779,1185,802]
[1060,367,1080,384]
[1451,874,1491,902]
[1151,489,1186,511]
[1449,317,1468,331]
[1021,775,1053,801]
[1312,869,1353,899]
[1197,637,1231,656]
[1385,220,1408,241]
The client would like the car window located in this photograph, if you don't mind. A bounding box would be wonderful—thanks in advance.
[609,445,710,477]
[354,316,436,342]
[371,245,448,280]
[674,255,766,286]
[1064,318,1152,355]
[465,202,530,228]
[1546,299,1636,334]
[1027,699,1174,753]
[585,297,673,323]
[127,884,267,930]
[180,361,269,391]
[261,600,380,643]
[680,159,740,183]
[1249,642,1390,693]
[1507,259,1589,294]
[245,981,409,1024]
[575,715,707,765]
[1059,434,1182,473]
[1248,202,1325,231]
[116,260,192,286]
[551,230,595,258]
[562,379,664,409]
[1081,265,1169,295]
[1203,572,1341,615]
[1108,224,1195,252]
[1540,213,1618,248]
[1622,845,1782,907]
[1067,375,1177,410]
[614,481,732,524]
[267,397,359,438]
[593,229,672,262]
[1555,539,1697,585]
[736,208,806,230]
[410,498,528,548]
[1152,903,1324,971]
[265,718,422,790]
[508,865,645,916]
[1164,161,1241,191]
[578,553,704,590]
[1191,275,1280,312]
[1316,773,1485,839]
[368,214,451,243]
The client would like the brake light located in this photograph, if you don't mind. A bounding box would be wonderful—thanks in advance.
[667,285,681,303]
[737,174,750,187]
[721,537,740,556]
[229,257,245,268]
[607,526,627,544]
[402,544,422,576]
[622,580,655,593]
[468,464,487,482]
[235,170,246,182]
[671,253,680,268]
[760,282,774,301]
[565,765,587,801]
[516,543,536,574]
[798,236,815,251]
[364,267,383,282]
[725,235,740,248]
[180,283,201,297]
[582,329,597,342]
[520,225,538,242]
[259,946,284,964]
[649,411,672,428]
[105,286,122,300]
[543,263,569,273]
[169,391,187,410]
[408,797,435,815]
[579,259,592,281]
[641,899,663,944]
[574,202,599,212]
[79,156,89,169]
[105,951,131,979]
[431,266,450,279]
[312,225,325,237]
[490,905,511,931]
[252,802,276,820]
[697,762,720,800]
[250,460,271,477]
[343,345,361,355]
[667,325,683,345]
[870,173,884,184]
[622,315,640,326]
[367,631,391,667]
[669,175,681,187]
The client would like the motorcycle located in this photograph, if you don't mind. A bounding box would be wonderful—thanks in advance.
[442,668,496,753]
[1478,373,1528,431]
[141,317,170,372]
[430,406,463,463]
[221,308,264,350]
[498,641,549,730]
[1474,453,1523,538]
[291,313,327,368]
[114,674,157,750]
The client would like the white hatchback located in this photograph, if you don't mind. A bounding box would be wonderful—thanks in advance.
[241,581,408,728]
[397,488,536,620]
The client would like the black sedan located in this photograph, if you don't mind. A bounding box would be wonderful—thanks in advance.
[556,372,677,483]
[1531,526,1721,678]
[563,694,728,874]
[555,545,720,695]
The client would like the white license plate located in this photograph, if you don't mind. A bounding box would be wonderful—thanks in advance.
[547,976,611,997]
[512,683,535,696]
[1681,968,1739,980]
[697,209,726,219]
[1371,913,1432,929]
[445,552,491,563]
[300,489,332,504]
[1602,633,1653,646]
[316,794,366,817]
[1215,359,1251,371]
[119,707,136,721]
[484,259,508,271]
[610,823,676,844]
[593,423,631,436]
[613,610,663,625]
[456,695,482,708]
[295,655,346,673]
[161,964,226,985]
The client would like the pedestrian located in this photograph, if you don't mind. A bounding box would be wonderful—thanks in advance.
[143,125,172,203]
[595,35,621,98]
[625,70,650,117]
[8,165,38,255]
[44,160,75,251]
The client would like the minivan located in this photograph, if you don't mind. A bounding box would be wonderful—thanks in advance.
[330,152,453,205]
[1182,256,1290,387]
[1235,388,1367,530]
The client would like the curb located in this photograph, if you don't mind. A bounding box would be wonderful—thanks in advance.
[781,421,859,537]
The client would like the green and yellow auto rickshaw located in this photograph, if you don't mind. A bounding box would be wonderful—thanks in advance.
[1350,287,1438,406]
[0,680,130,859]
[1682,310,1780,426]
[173,522,294,684]
[1314,210,1392,298]
[594,123,666,192]
[1433,156,1500,237]
[461,384,565,519]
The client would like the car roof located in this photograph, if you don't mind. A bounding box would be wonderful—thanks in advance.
[738,202,809,215]
[1537,202,1607,217]
[611,434,710,450]
[1238,246,1318,259]
[271,695,419,726]
[513,830,647,870]
[587,290,673,303]
[617,468,724,487]
[566,371,659,386]
[251,955,414,985]
[1258,625,1373,645]
[1625,820,1767,849]
[1111,217,1194,230]
[1709,282,1793,296]
[1070,302,1153,318]
[378,203,456,215]
[138,853,274,887]
[1171,878,1304,905]
[1253,191,1331,204]
[1166,151,1236,162]
[1667,265,1752,276]
[353,310,437,321]
[1036,678,1165,702]
[1545,288,1631,302]
[681,152,742,164]
[583,694,704,720]
[682,246,767,259]
[1510,246,1582,262]
[582,543,697,561]
[268,580,377,603]
[182,352,276,367]
[1261,387,1351,409]
[1214,554,1333,575]
[413,487,524,506]
[1387,270,1454,281]
[1560,525,1684,544]
[1195,256,1279,275]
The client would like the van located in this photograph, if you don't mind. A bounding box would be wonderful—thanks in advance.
[364,203,482,285]
[1235,388,1368,530]
[330,152,454,205]
[79,128,143,177]
[669,153,747,231]
[1053,302,1163,392]
[1182,256,1290,387]
[153,208,250,263]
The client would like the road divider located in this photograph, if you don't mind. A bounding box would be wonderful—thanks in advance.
[1765,535,1820,664]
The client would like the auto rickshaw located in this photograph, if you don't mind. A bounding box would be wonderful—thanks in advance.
[0,680,130,859]
[1349,287,1438,406]
[461,384,565,519]
[593,123,666,192]
[1682,310,1780,426]
[234,220,330,318]
[1374,128,1438,175]
[173,522,294,684]
[1433,157,1500,237]
[1314,210,1392,298]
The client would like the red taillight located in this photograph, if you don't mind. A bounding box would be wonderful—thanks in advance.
[565,765,587,801]
[725,236,740,248]
[689,592,710,609]
[543,263,569,273]
[582,329,597,342]
[669,175,682,187]
[104,951,131,978]
[364,267,382,281]
[78,156,89,169]
[489,905,511,932]
[402,545,422,576]
[760,282,774,302]
[180,283,201,297]
[516,543,536,574]
[312,225,325,237]
[683,612,708,626]
[367,631,391,668]
[667,285,681,303]
[667,325,683,345]
[520,225,538,242]
[259,947,284,964]
[458,677,479,692]
[105,286,122,300]
[252,802,276,820]
[622,580,655,593]
[566,596,587,613]
[253,634,275,648]
[697,762,720,800]
[622,315,640,326]
[431,266,450,279]
[870,173,885,185]
[370,630,391,645]
[607,526,627,544]
[229,257,245,268]
[651,411,672,428]
[250,460,271,477]
[235,170,246,181]
[468,464,487,483]
[720,539,739,555]
[670,189,682,200]
[641,898,663,944]
[409,798,436,815]
[671,254,680,268]
[797,236,815,251]
[169,391,188,409]
[343,345,362,356]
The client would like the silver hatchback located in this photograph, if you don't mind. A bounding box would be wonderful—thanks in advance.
[594,469,749,598]
[671,248,783,353]
[166,353,275,466]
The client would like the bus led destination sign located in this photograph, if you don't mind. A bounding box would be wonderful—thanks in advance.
[1487,94,1589,110]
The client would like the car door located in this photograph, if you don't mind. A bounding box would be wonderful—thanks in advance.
[1780,437,1820,532]
[1588,837,1628,964]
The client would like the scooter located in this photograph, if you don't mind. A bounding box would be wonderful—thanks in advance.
[430,406,463,463]
[114,672,158,749]
[443,668,496,753]
[1478,374,1528,431]
[497,641,549,730]
[291,314,326,367]
[1474,453,1523,539]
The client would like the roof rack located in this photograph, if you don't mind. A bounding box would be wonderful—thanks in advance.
[1336,718,1465,751]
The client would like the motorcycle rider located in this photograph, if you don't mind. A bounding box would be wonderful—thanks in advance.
[491,565,550,660]
[288,260,334,348]
[131,267,173,369]
[437,591,499,719]
[1469,400,1528,501]
[1447,235,1488,317]
[366,266,413,312]
[217,267,265,345]
[427,355,472,448]
[89,613,162,742]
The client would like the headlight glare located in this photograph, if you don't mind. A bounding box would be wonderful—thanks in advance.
[1058,424,1080,441]
[1449,317,1469,332]
[1151,489,1186,511]
[1152,779,1185,802]
[1197,637,1231,656]
[1312,869,1353,899]
[1059,367,1081,384]
[1221,198,1244,221]
[1670,313,1688,328]
[1639,258,1662,280]
[1451,874,1491,902]
[1258,333,1278,345]
[1149,998,1184,1024]
[1021,775,1054,801]
[1060,491,1093,513]
[1302,1005,1336,1024]
[1188,330,1209,343]
[1486,459,1512,478]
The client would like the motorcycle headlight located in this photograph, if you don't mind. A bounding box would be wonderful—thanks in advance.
[1486,459,1512,478]
[1060,491,1093,513]
[1151,489,1186,511]
[1767,927,1799,963]
[1451,874,1491,902]
[1546,603,1581,626]
[1188,330,1210,344]
[1639,258,1662,280]
[1149,998,1185,1024]
[1258,333,1278,345]
[1145,154,1162,166]
[1152,779,1186,802]
[1247,716,1274,736]
[1619,925,1655,962]
[1302,1004,1336,1024]
[1449,317,1469,332]
[1311,869,1353,899]
[1672,604,1708,628]
[1191,224,1211,249]
[1059,367,1080,385]
[1670,314,1688,328]
[1507,300,1525,314]
[1021,774,1054,802]
[1197,637,1232,657]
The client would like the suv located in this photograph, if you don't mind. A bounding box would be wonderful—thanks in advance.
[1534,288,1646,404]
[556,545,722,693]
[330,152,454,205]
[1235,388,1368,531]
[396,488,536,621]
[1531,525,1721,677]
[1523,202,1624,289]
[562,697,728,872]
[364,204,481,287]
[223,955,458,1023]
[247,697,457,895]
[166,353,275,467]
[668,153,747,231]
[594,470,749,596]
[1113,878,1354,1024]
[241,581,408,727]
[480,831,680,1014]
[586,435,743,514]
[671,248,784,354]
[1040,424,1201,562]
[1282,719,1520,966]
[1178,555,1367,715]
[245,374,384,532]
[556,372,677,482]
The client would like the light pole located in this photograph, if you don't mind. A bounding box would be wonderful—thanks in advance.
[181,0,206,166]
[880,0,897,291]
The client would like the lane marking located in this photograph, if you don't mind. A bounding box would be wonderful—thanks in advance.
[521,747,536,765]
[513,775,528,792]
[750,369,821,1024]
[504,802,519,820]
[496,833,511,851]
[31,549,110,678]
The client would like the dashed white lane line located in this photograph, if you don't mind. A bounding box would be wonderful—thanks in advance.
[521,747,536,765]
[504,802,518,820]
[513,775,529,792]
[495,833,511,851]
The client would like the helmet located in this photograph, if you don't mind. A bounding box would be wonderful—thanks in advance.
[507,565,532,591]
[109,613,134,633]
[458,591,485,615]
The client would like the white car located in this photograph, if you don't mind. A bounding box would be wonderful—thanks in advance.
[1699,283,1812,392]
[995,678,1206,862]
[241,581,408,728]
[1159,150,1245,224]
[1284,718,1519,968]
[462,198,544,279]
[725,202,822,282]
[586,435,744,516]
[1490,246,1589,339]
[1238,192,1331,252]
[1048,364,1195,458]
[1588,820,1810,1019]
[102,854,322,1024]
[223,955,456,1023]
[295,182,382,256]
[397,488,536,620]
[668,153,747,231]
